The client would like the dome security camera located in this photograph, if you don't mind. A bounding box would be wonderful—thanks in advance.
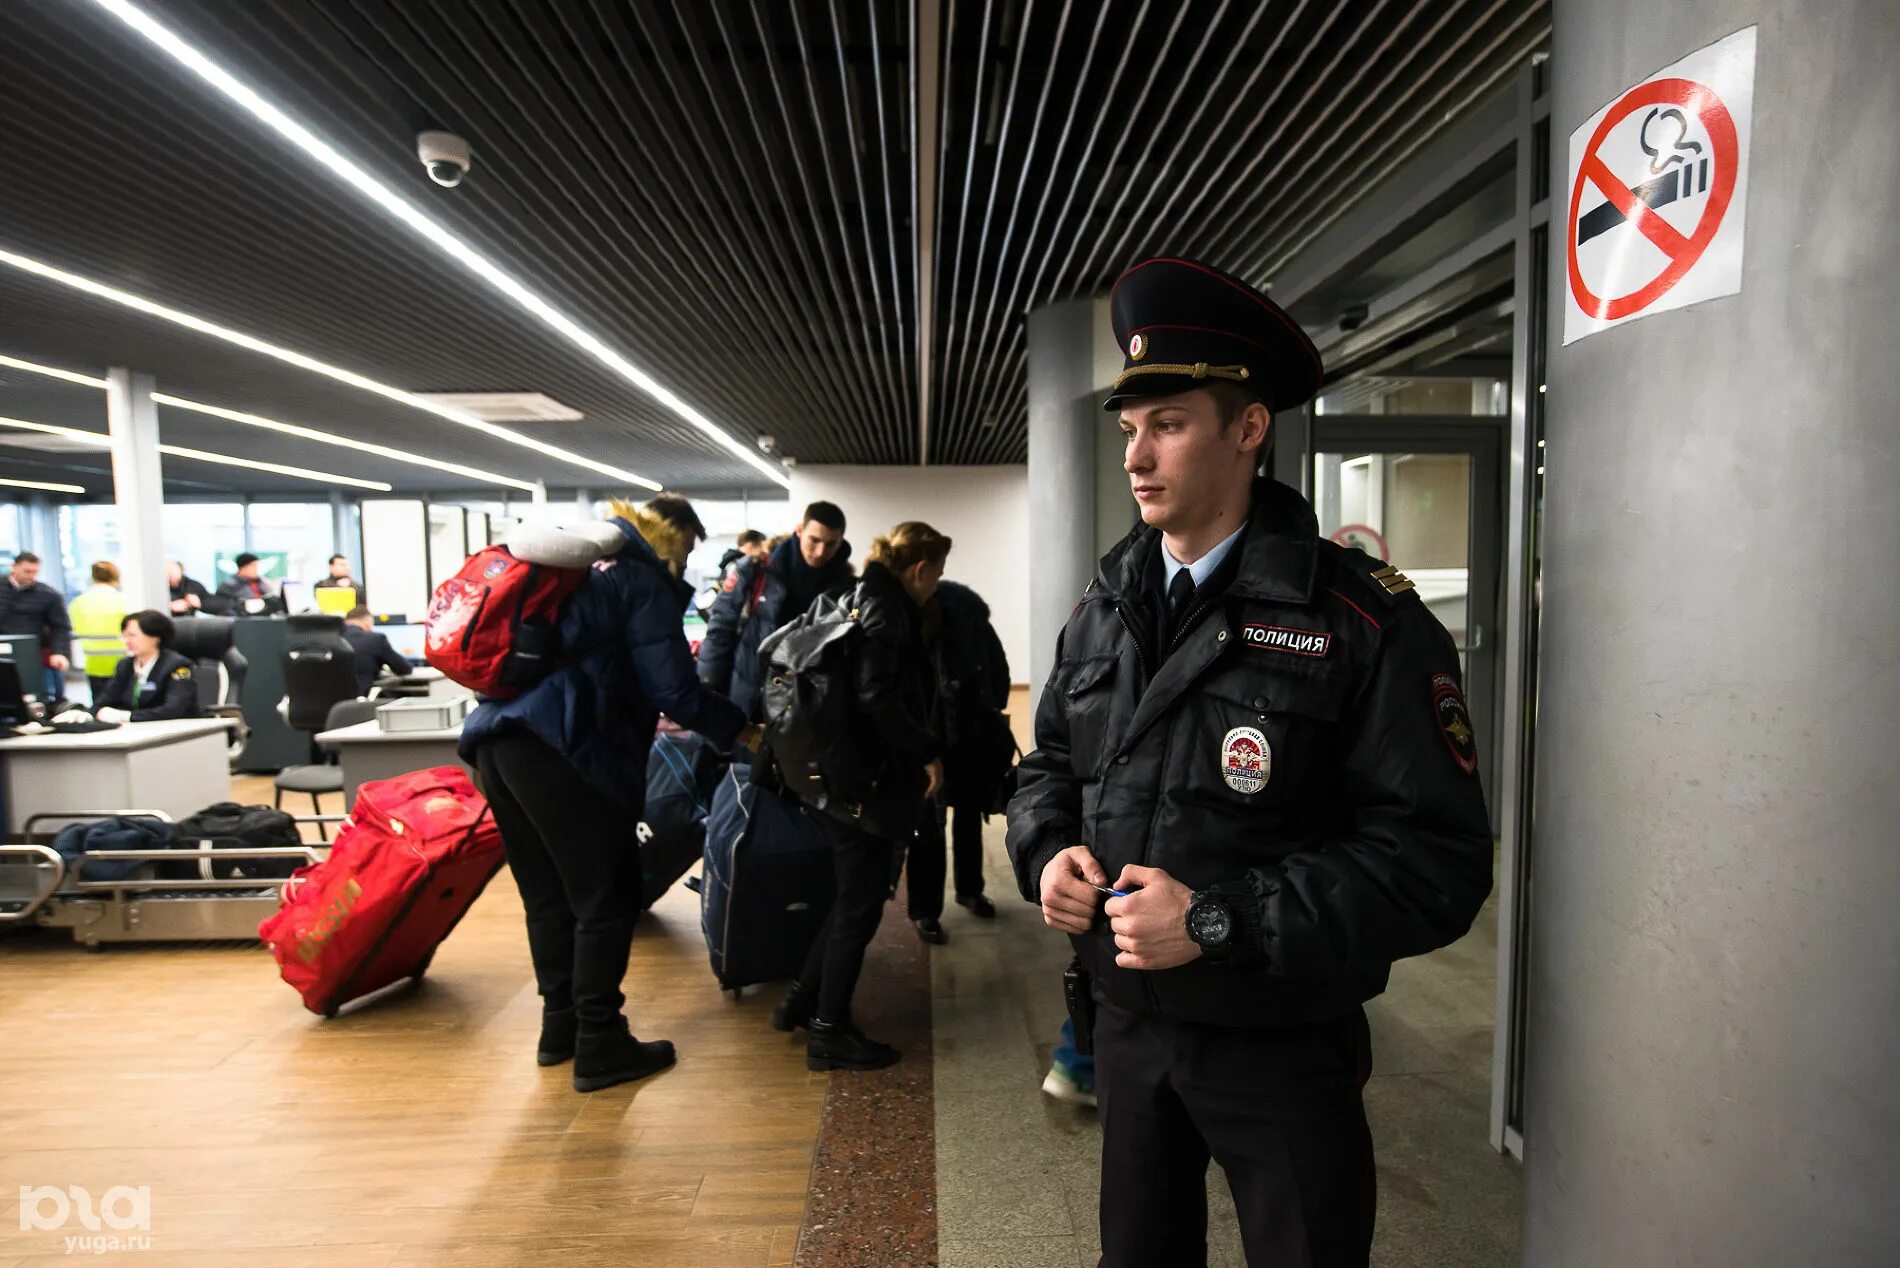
[756,433,777,453]
[417,131,471,188]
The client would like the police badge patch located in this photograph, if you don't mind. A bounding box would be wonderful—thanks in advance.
[1431,672,1478,775]
[1128,332,1147,361]
[1220,726,1270,794]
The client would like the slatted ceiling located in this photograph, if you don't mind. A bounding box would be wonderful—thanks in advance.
[0,0,1545,494]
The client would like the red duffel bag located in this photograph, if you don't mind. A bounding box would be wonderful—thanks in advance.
[260,766,505,1017]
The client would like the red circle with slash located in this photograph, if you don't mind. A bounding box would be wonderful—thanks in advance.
[1567,77,1739,321]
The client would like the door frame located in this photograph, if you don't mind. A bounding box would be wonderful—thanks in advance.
[1309,415,1506,822]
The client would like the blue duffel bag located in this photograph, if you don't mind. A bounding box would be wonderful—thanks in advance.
[50,816,175,882]
[699,764,835,994]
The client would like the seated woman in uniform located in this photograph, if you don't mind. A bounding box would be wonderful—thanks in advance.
[92,610,203,723]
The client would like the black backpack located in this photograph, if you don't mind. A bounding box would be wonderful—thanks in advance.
[170,802,303,880]
[757,586,879,815]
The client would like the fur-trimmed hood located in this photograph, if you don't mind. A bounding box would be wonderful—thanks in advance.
[610,500,690,576]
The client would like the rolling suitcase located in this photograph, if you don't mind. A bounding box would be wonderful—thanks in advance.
[259,766,504,1017]
[700,765,835,993]
[640,729,724,906]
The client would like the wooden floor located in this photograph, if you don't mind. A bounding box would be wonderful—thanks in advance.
[0,776,828,1267]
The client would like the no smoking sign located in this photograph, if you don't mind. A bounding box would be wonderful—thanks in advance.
[1564,27,1756,344]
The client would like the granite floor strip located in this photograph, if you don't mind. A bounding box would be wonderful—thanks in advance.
[795,883,937,1268]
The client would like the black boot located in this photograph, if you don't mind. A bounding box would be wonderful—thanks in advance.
[913,917,948,945]
[771,982,815,1033]
[806,1017,899,1072]
[572,1020,677,1093]
[955,893,996,919]
[537,1006,578,1066]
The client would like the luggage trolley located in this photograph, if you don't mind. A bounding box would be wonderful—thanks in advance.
[0,809,334,947]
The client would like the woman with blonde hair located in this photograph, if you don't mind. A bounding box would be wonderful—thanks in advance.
[68,560,126,703]
[771,521,950,1071]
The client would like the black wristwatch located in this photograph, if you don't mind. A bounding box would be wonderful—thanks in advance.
[1185,890,1237,961]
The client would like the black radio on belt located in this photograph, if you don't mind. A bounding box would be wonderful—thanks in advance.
[1063,956,1096,1056]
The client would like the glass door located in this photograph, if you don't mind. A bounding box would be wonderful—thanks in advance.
[1310,419,1503,820]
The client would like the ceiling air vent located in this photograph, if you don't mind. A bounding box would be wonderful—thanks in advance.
[412,392,583,422]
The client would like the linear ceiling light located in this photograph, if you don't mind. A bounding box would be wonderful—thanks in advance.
[0,351,536,491]
[0,476,88,494]
[0,245,658,492]
[0,416,392,491]
[90,0,792,492]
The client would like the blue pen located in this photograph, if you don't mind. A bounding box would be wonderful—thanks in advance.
[1093,884,1131,899]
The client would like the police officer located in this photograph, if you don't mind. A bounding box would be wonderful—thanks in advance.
[1007,257,1493,1267]
[92,610,202,723]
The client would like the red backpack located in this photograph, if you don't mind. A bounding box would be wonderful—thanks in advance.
[424,545,585,698]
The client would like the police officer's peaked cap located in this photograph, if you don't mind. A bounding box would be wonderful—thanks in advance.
[1103,257,1324,413]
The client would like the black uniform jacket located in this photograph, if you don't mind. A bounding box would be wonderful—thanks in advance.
[1006,479,1492,1029]
[95,648,205,722]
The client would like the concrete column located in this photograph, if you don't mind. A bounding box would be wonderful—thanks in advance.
[329,490,354,570]
[1526,5,1900,1265]
[1025,297,1119,703]
[105,368,166,610]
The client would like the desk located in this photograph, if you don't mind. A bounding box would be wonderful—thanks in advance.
[0,718,234,834]
[314,718,467,807]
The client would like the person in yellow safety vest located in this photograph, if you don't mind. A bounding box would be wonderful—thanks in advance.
[67,560,128,704]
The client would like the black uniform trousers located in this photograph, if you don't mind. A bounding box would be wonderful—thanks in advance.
[798,813,896,1022]
[474,731,644,1031]
[1094,1002,1376,1268]
[905,799,986,919]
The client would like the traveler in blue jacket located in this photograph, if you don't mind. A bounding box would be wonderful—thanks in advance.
[697,501,853,721]
[462,493,761,1093]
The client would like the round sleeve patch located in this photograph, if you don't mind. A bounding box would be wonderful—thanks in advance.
[1431,672,1478,775]
[171,665,192,681]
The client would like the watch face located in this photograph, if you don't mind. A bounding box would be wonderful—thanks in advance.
[1189,901,1232,946]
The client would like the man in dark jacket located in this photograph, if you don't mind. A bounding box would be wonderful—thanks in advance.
[907,580,1013,942]
[342,607,411,695]
[697,502,852,720]
[1,551,72,700]
[167,561,212,616]
[1007,258,1492,1267]
[462,495,757,1095]
[215,553,280,615]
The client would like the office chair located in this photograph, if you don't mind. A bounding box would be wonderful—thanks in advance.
[275,616,363,837]
[171,616,249,763]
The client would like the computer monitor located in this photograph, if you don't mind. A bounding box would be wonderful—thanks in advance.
[380,623,428,663]
[279,579,307,612]
[0,660,34,726]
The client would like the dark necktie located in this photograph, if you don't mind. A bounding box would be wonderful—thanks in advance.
[1166,567,1196,636]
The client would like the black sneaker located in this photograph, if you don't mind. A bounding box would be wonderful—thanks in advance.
[807,1018,900,1072]
[537,1006,578,1067]
[913,917,948,945]
[955,893,997,919]
[572,1021,677,1093]
[770,982,814,1033]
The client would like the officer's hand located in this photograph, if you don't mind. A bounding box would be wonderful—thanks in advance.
[1104,865,1199,971]
[923,759,944,801]
[94,707,131,725]
[1040,846,1108,934]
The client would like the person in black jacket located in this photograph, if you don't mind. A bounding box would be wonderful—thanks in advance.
[342,607,412,694]
[167,561,213,616]
[770,521,950,1072]
[697,503,852,721]
[907,580,1013,943]
[1007,258,1491,1267]
[1,551,72,701]
[92,610,203,723]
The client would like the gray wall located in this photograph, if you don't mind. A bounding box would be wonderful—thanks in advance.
[1525,3,1900,1263]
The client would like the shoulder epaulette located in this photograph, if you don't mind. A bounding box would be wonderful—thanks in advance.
[1324,542,1421,613]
